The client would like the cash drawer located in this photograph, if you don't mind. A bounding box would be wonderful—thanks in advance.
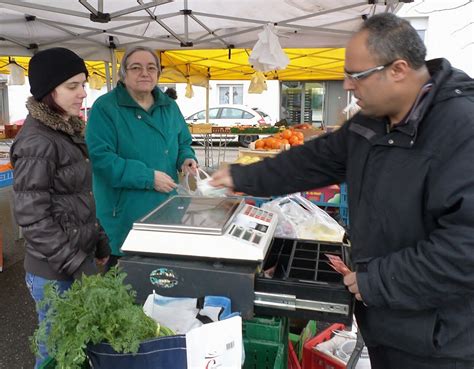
[120,237,354,325]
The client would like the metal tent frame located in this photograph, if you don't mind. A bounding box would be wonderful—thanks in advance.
[0,0,411,61]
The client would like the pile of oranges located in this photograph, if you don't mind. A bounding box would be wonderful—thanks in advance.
[253,129,305,150]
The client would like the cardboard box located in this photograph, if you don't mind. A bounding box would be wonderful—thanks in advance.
[238,148,281,159]
[212,127,232,134]
[189,124,213,134]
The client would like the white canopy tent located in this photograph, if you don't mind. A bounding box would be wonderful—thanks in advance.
[0,0,411,61]
[0,0,411,131]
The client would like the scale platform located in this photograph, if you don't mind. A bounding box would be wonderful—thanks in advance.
[121,195,279,262]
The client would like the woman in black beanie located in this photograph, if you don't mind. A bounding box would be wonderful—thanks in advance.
[9,47,111,369]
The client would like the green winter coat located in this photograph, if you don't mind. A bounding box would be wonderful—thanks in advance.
[85,82,196,255]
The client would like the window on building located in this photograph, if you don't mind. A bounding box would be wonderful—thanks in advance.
[218,84,243,104]
[416,29,426,41]
[281,81,326,127]
[407,17,428,42]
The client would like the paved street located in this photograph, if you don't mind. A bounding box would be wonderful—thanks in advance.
[192,144,239,169]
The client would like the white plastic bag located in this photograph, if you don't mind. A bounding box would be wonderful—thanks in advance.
[143,291,235,334]
[248,24,289,72]
[177,167,227,197]
[261,193,346,243]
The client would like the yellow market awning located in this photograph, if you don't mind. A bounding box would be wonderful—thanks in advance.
[1,48,345,82]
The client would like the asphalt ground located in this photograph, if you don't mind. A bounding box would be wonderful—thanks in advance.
[0,186,36,369]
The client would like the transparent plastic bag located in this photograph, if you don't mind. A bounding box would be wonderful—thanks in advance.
[261,193,345,243]
[177,167,227,197]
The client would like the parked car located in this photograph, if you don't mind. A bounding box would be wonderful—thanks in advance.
[185,105,274,147]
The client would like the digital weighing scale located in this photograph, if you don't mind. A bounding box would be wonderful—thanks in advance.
[120,195,354,323]
[121,195,279,262]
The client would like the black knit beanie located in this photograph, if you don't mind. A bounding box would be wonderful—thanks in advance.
[29,47,89,100]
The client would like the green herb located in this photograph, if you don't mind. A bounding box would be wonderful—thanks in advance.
[32,267,157,369]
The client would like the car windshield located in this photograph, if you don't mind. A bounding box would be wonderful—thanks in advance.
[253,109,268,117]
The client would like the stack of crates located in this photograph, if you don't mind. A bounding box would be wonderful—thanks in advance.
[0,169,13,188]
[243,316,289,369]
[339,183,349,227]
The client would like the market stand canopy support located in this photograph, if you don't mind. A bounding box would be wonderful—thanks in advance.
[0,0,411,81]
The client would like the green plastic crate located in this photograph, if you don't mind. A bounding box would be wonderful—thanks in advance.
[243,316,288,343]
[243,316,289,369]
[243,338,285,369]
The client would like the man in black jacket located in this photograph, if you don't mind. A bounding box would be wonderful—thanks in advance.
[211,13,474,369]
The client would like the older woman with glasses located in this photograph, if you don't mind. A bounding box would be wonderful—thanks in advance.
[86,46,197,268]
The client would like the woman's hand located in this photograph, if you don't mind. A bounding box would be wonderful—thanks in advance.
[181,158,198,176]
[154,170,177,193]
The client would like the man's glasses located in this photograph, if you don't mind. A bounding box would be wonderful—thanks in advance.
[344,61,395,81]
[126,64,159,74]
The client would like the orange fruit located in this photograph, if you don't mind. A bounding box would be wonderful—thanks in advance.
[271,139,282,150]
[265,137,276,148]
[281,138,289,145]
[282,129,293,140]
[289,136,300,146]
[293,131,304,140]
[254,139,265,149]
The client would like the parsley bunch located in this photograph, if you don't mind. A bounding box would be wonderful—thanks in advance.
[32,267,157,369]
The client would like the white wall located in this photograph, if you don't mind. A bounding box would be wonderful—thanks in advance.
[7,78,281,123]
[174,80,280,121]
[399,0,474,77]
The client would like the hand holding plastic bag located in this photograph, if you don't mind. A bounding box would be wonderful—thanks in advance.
[261,193,346,243]
[177,167,228,197]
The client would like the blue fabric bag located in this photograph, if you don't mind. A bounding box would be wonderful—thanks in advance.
[87,335,187,369]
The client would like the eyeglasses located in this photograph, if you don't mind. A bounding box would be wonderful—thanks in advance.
[344,61,395,81]
[126,64,159,74]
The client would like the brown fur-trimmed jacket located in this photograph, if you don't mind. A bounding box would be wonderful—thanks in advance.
[10,97,110,280]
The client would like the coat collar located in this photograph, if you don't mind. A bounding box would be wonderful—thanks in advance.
[115,81,171,109]
[26,96,85,137]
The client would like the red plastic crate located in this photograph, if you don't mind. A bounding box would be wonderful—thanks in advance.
[288,339,301,369]
[302,185,340,203]
[302,323,345,369]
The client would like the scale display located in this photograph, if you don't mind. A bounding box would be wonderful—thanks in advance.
[134,196,242,235]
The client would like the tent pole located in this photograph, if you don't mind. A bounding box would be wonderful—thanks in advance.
[110,49,118,87]
[204,79,210,168]
[104,61,112,92]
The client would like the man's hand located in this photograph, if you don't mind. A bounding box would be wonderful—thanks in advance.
[154,170,177,193]
[209,165,235,189]
[181,158,198,176]
[343,272,364,302]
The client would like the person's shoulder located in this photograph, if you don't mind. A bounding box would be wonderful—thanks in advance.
[12,117,58,158]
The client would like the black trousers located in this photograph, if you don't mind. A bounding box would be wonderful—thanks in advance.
[368,345,474,369]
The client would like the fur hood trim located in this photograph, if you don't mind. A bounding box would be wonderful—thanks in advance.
[26,96,85,136]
